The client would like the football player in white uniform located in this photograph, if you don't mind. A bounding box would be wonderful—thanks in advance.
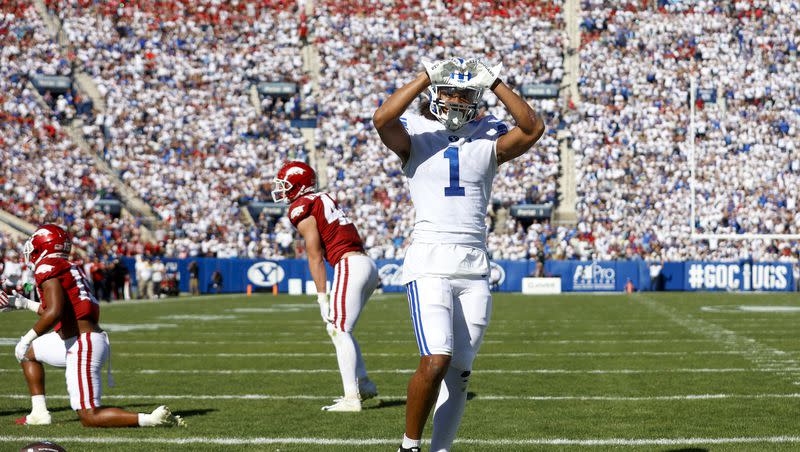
[373,58,545,452]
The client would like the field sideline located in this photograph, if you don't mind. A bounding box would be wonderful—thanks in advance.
[1,291,799,451]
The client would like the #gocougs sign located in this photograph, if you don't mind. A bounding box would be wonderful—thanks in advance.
[685,261,792,291]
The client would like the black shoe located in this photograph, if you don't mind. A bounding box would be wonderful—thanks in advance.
[398,447,421,452]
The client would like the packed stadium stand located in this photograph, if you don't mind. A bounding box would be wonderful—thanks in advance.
[0,1,133,258]
[573,0,799,261]
[1,0,798,269]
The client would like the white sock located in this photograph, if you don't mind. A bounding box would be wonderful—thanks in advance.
[430,367,471,452]
[31,395,48,415]
[402,434,421,449]
[138,412,156,427]
[327,325,359,398]
[353,337,368,380]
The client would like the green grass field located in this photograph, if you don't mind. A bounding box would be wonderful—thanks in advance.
[1,291,800,451]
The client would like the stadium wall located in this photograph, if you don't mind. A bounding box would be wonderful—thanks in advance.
[120,258,537,294]
[120,258,795,295]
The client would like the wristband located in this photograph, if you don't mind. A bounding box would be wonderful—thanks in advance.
[490,78,503,91]
[27,301,41,314]
[317,293,327,304]
[22,329,38,344]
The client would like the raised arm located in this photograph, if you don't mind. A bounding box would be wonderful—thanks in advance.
[493,81,546,165]
[372,73,430,166]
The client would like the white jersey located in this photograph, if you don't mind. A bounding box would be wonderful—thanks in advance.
[400,112,508,248]
[400,112,508,283]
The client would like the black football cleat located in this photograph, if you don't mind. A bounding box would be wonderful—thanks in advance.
[397,447,421,452]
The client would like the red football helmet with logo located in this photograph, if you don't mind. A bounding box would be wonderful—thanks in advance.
[272,161,317,203]
[23,224,72,265]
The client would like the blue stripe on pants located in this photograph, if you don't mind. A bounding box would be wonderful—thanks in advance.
[412,281,431,355]
[407,283,423,355]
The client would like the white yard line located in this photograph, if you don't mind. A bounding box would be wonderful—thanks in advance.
[2,393,799,402]
[0,367,777,375]
[2,338,719,346]
[1,435,800,447]
[112,350,746,358]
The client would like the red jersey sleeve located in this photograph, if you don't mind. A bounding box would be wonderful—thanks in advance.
[288,196,316,227]
[34,259,71,286]
[287,192,364,265]
[34,258,100,327]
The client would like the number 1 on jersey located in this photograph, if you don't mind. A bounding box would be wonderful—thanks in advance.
[443,146,465,197]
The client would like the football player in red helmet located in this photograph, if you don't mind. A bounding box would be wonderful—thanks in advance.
[273,161,380,411]
[5,225,184,427]
[271,160,318,203]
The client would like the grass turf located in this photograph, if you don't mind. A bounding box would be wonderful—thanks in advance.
[1,291,799,451]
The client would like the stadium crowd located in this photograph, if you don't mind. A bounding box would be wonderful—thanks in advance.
[0,1,139,259]
[568,0,800,262]
[1,0,798,268]
[56,0,310,259]
[311,0,564,261]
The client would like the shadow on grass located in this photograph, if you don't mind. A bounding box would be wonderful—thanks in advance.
[363,392,478,410]
[365,399,406,410]
[0,403,155,418]
[173,408,217,418]
[663,448,709,452]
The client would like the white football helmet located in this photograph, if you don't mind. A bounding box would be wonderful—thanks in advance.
[428,63,484,130]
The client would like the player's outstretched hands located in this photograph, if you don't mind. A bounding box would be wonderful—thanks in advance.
[0,289,22,312]
[0,289,36,312]
[452,59,503,91]
[0,289,11,311]
[422,58,461,85]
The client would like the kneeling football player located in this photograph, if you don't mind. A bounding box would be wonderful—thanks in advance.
[273,161,379,411]
[9,225,185,427]
[1,285,66,425]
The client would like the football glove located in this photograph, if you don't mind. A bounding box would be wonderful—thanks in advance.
[0,290,40,313]
[422,58,462,85]
[317,293,331,323]
[15,329,37,362]
[0,290,10,311]
[450,59,503,91]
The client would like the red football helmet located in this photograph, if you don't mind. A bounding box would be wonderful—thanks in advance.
[272,161,317,203]
[23,224,72,265]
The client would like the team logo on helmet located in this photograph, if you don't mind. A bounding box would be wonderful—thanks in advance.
[272,161,317,203]
[24,224,71,266]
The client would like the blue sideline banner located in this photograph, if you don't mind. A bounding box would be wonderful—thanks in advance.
[660,261,793,292]
[121,258,791,293]
[543,260,651,292]
[121,258,537,294]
